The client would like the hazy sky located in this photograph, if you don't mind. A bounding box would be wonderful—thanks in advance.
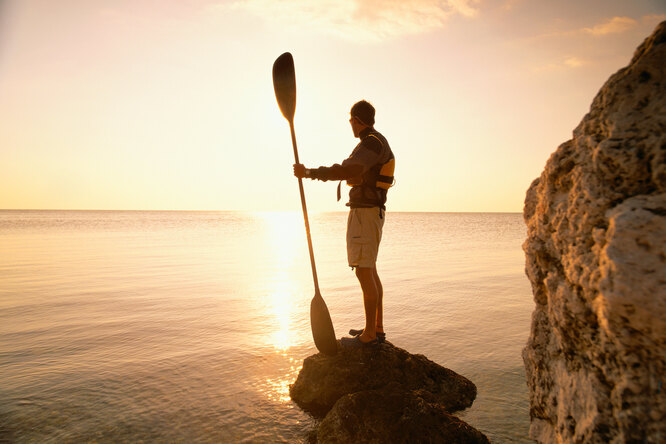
[1,0,664,212]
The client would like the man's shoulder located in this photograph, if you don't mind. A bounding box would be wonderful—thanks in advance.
[360,131,386,155]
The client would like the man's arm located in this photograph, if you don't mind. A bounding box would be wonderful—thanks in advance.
[294,136,382,181]
[293,163,363,181]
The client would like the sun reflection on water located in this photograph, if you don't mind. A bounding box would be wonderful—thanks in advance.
[263,356,303,403]
[255,212,308,402]
[269,274,297,351]
[257,211,303,349]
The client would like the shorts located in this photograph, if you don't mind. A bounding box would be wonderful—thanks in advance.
[346,207,385,269]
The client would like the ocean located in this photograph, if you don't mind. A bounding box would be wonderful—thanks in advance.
[0,210,533,443]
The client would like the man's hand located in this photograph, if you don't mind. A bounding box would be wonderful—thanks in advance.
[293,163,307,178]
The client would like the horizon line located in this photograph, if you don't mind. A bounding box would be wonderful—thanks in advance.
[0,208,523,214]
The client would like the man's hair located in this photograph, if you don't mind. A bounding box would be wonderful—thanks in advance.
[350,100,375,126]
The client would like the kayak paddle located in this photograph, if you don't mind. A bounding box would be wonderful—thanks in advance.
[272,52,338,356]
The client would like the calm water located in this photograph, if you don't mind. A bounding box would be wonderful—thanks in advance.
[0,210,532,443]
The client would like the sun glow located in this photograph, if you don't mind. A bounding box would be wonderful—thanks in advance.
[259,211,303,264]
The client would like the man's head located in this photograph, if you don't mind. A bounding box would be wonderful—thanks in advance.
[349,100,375,137]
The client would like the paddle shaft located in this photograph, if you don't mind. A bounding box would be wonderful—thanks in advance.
[288,120,321,296]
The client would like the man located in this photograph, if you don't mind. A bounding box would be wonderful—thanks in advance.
[293,100,395,348]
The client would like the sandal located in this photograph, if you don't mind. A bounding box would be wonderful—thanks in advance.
[348,329,386,343]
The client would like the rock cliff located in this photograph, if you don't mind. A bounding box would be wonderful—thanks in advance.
[290,341,489,443]
[523,21,666,443]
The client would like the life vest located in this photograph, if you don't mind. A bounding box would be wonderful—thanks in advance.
[375,156,396,190]
[337,133,395,203]
[346,134,395,189]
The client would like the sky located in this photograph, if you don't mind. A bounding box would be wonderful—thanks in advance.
[0,0,664,213]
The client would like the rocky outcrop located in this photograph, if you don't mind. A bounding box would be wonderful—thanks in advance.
[317,387,489,443]
[290,341,488,443]
[523,21,666,443]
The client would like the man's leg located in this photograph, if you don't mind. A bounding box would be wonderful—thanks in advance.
[355,266,378,343]
[374,267,384,334]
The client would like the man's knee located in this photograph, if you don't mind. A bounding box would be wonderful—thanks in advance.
[354,266,374,279]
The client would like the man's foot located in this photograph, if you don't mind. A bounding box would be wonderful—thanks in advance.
[340,335,379,348]
[349,328,386,343]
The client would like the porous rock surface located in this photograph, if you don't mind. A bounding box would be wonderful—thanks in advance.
[290,341,488,443]
[318,386,489,444]
[523,21,666,443]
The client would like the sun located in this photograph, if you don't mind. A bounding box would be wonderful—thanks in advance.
[257,211,302,262]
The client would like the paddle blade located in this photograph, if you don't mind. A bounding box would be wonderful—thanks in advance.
[272,52,296,121]
[310,292,338,356]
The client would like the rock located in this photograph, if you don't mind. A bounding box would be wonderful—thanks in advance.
[290,341,477,417]
[523,21,666,443]
[290,341,487,443]
[317,387,489,444]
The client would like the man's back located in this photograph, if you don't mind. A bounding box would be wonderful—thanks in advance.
[344,128,394,209]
